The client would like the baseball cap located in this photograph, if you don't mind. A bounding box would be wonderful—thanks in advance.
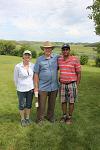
[23,50,32,55]
[61,44,70,49]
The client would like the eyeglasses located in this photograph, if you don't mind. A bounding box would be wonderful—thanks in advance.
[44,47,52,50]
[62,48,69,51]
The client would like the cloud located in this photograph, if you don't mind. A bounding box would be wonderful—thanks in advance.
[0,0,99,42]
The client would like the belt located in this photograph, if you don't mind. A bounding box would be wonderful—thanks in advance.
[61,81,76,85]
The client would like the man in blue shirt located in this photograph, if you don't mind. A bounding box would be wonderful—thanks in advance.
[34,41,58,123]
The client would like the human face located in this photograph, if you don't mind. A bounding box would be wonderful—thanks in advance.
[23,54,31,64]
[62,48,70,57]
[44,47,52,57]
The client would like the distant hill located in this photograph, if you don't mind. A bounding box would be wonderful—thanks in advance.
[0,39,99,47]
[84,42,100,47]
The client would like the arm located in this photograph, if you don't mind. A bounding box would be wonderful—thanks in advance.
[33,58,40,92]
[75,57,81,87]
[14,65,18,87]
[76,71,81,87]
[33,73,39,92]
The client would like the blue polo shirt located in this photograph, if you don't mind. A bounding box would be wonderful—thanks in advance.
[34,54,59,91]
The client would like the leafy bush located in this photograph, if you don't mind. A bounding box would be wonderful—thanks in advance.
[95,54,100,67]
[96,44,100,54]
[31,50,37,58]
[93,43,100,54]
[0,50,6,55]
[0,40,16,55]
[10,49,20,56]
[8,48,37,58]
[80,55,89,65]
[38,52,44,56]
[19,45,29,57]
[18,49,25,57]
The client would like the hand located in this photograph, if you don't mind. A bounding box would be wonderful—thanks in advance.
[34,88,39,98]
[34,88,38,92]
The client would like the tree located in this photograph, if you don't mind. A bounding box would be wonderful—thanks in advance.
[19,44,30,56]
[0,40,16,55]
[87,0,100,35]
[87,1,100,67]
[31,50,37,58]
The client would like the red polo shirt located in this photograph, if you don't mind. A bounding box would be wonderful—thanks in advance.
[58,55,81,83]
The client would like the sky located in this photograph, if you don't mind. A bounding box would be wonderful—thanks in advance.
[0,0,100,43]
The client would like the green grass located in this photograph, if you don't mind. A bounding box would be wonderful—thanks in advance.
[0,55,100,150]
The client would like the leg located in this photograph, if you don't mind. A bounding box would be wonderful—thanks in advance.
[25,108,31,119]
[17,91,26,126]
[25,108,32,125]
[47,90,58,122]
[17,91,26,119]
[60,83,68,122]
[25,90,33,119]
[69,103,74,117]
[60,102,68,122]
[65,103,74,125]
[19,110,25,120]
[67,82,76,117]
[66,82,76,124]
[62,102,67,115]
[37,91,48,122]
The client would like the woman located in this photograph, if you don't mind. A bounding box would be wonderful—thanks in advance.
[14,50,34,127]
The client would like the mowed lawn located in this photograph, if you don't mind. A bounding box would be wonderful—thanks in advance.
[0,55,100,150]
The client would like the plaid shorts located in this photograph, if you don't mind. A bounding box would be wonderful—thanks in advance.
[60,82,77,103]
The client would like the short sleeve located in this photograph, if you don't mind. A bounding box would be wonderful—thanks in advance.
[74,57,81,73]
[34,59,40,73]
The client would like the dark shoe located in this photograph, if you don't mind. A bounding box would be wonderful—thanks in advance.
[48,118,56,123]
[21,119,26,127]
[44,115,48,120]
[36,119,44,126]
[25,119,32,125]
[60,115,67,123]
[66,116,72,125]
[36,118,43,123]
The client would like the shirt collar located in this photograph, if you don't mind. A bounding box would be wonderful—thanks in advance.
[43,54,54,60]
[21,62,31,67]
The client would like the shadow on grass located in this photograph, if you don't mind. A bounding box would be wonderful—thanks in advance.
[0,112,19,123]
[24,116,87,150]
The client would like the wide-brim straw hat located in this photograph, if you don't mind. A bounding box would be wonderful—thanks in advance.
[40,41,55,50]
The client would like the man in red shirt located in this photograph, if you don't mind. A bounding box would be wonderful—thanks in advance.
[58,44,81,124]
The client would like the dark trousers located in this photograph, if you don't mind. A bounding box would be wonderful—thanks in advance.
[37,90,58,121]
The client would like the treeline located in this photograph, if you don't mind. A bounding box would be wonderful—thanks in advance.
[0,40,44,58]
[0,40,100,67]
[0,40,90,66]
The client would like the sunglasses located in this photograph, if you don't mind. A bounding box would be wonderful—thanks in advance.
[62,48,70,51]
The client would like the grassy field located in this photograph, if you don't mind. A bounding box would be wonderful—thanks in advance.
[0,55,100,150]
